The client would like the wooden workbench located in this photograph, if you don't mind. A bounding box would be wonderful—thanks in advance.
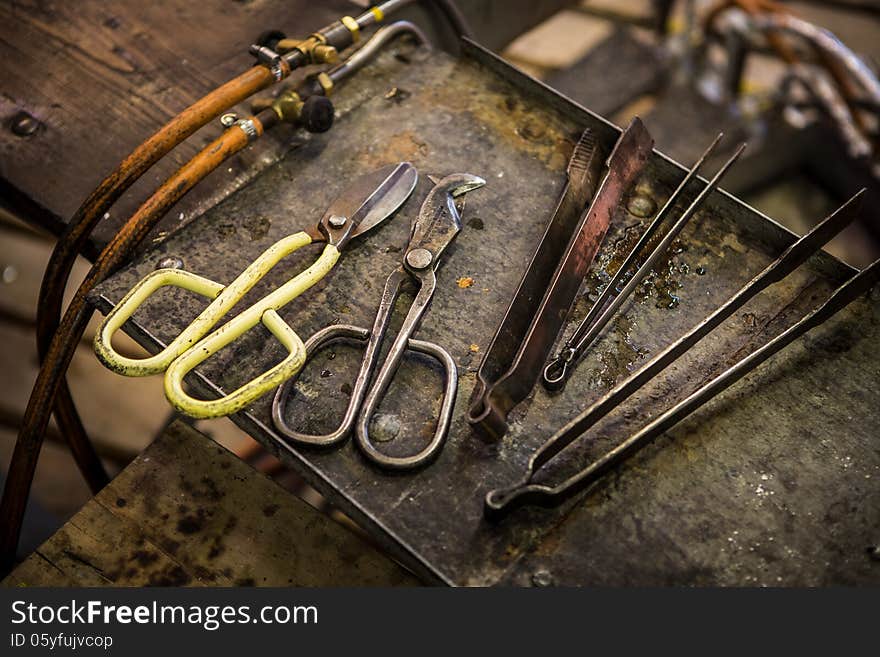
[3,421,417,586]
[0,0,568,252]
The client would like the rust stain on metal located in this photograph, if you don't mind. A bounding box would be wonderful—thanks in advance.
[357,130,429,167]
[417,63,574,172]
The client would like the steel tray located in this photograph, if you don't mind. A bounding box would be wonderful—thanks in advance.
[91,40,880,586]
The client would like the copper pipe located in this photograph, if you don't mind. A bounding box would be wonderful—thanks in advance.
[705,2,876,149]
[749,12,880,138]
[0,114,269,574]
[40,65,276,337]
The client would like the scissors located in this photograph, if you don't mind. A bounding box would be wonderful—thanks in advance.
[94,162,418,419]
[272,172,485,470]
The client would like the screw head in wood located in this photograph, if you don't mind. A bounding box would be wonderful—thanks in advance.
[10,110,40,137]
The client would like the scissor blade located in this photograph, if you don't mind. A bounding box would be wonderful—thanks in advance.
[320,162,418,241]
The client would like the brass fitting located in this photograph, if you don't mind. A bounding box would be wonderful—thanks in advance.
[313,72,334,97]
[269,89,306,123]
[276,34,339,64]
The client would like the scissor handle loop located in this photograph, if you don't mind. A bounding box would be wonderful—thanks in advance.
[95,231,343,418]
[163,308,307,418]
[355,337,457,470]
[272,322,457,469]
[162,241,341,418]
[95,231,319,377]
[272,324,373,448]
[94,268,226,376]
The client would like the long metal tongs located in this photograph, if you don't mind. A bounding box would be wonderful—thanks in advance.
[543,135,745,389]
[486,190,871,519]
[467,119,652,441]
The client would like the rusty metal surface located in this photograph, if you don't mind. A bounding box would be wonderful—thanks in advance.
[90,40,880,586]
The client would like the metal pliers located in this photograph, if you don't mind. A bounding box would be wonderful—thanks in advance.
[272,172,485,470]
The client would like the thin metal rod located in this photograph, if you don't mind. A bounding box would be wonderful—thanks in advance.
[552,255,880,504]
[486,190,867,519]
[359,0,417,28]
[329,21,430,85]
[543,140,746,389]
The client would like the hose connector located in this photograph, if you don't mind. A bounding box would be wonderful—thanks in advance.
[248,44,288,81]
[276,34,339,64]
[258,89,335,133]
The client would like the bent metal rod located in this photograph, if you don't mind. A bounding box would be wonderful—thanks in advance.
[485,190,870,520]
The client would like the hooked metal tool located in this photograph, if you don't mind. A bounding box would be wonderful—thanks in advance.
[543,134,746,390]
[467,118,653,441]
[94,162,418,419]
[272,172,485,470]
[485,191,871,519]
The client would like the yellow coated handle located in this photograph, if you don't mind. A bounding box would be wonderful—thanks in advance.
[95,232,341,418]
[95,231,320,377]
[163,242,340,418]
[94,268,226,376]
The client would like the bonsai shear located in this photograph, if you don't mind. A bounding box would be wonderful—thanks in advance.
[94,162,418,419]
[272,172,485,470]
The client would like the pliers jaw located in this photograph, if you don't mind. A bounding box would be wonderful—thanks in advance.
[406,173,486,272]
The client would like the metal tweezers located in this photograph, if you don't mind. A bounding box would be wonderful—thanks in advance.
[543,134,744,389]
[467,119,652,440]
[486,190,875,520]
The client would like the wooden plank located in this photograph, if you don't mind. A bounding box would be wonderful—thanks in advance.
[3,552,78,587]
[2,421,418,586]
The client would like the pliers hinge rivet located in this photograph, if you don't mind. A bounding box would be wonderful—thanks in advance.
[405,248,433,270]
